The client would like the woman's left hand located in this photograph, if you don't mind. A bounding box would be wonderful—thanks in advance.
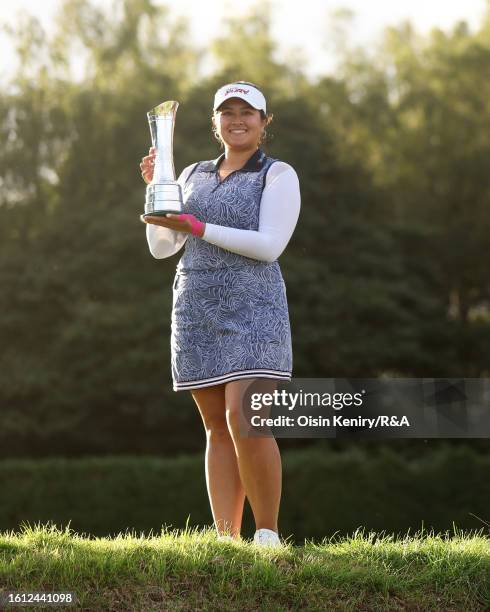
[140,213,205,237]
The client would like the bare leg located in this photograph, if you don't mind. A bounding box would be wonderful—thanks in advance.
[191,384,246,538]
[225,379,282,533]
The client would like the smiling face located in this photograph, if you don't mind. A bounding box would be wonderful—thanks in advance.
[212,97,267,151]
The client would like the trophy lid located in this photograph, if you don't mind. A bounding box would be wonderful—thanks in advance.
[147,100,179,119]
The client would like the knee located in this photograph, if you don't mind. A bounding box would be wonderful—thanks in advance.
[227,402,273,441]
[204,419,230,439]
[226,404,245,437]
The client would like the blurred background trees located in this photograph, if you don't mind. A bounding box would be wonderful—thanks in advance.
[1,0,489,457]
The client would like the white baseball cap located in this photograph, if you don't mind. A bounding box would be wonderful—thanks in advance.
[213,81,267,113]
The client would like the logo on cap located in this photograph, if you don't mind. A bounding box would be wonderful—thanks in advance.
[224,87,250,96]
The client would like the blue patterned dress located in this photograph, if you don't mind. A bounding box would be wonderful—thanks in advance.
[171,148,292,391]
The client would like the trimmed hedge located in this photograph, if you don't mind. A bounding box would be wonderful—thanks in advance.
[0,443,488,545]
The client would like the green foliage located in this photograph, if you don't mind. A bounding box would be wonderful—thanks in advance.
[0,445,488,545]
[1,0,489,455]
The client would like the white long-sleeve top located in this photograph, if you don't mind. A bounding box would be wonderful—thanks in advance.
[145,160,301,263]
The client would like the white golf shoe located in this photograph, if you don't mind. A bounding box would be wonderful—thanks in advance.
[253,528,283,547]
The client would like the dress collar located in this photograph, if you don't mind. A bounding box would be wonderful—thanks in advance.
[199,148,267,173]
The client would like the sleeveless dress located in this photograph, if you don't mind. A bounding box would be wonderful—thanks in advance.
[171,148,293,391]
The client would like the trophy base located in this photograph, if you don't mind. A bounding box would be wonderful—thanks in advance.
[145,182,183,218]
[142,210,182,217]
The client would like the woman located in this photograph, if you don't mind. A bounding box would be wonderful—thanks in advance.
[139,81,301,547]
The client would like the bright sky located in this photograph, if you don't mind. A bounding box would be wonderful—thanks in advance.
[1,0,487,81]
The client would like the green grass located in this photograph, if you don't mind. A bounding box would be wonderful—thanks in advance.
[0,522,488,611]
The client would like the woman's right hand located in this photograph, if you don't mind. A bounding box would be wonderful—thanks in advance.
[140,147,156,184]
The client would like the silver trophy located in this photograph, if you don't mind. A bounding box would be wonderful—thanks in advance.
[143,100,183,217]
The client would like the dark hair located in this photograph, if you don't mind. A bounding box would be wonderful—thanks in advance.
[211,81,274,149]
